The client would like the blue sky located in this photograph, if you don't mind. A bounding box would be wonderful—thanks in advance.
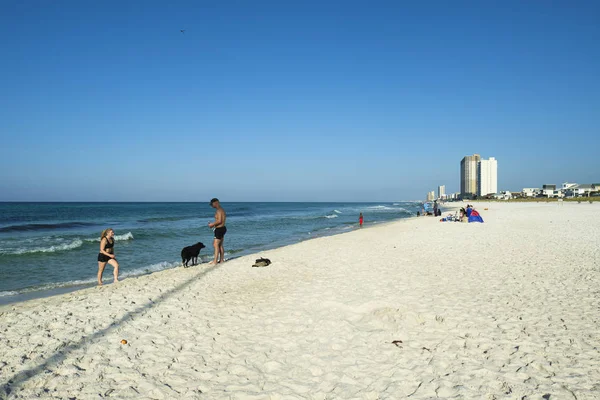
[1,1,598,201]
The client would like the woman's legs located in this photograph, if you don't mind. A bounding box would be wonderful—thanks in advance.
[98,261,107,285]
[107,259,119,282]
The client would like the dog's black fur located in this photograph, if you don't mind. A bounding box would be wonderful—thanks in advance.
[181,242,206,267]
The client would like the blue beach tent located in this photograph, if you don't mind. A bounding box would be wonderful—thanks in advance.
[466,207,484,223]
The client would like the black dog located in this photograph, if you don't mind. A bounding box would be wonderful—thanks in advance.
[181,242,206,267]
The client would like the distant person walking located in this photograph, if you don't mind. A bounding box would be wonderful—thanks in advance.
[208,198,227,265]
[97,228,119,285]
[359,212,364,227]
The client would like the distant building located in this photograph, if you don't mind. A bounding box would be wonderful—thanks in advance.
[478,157,498,196]
[460,154,498,198]
[427,191,435,201]
[460,154,480,198]
[494,191,513,200]
[522,188,540,197]
[540,184,564,198]
[438,185,446,199]
[563,184,595,197]
[542,184,557,198]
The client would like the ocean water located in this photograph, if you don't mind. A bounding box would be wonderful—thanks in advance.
[0,202,419,303]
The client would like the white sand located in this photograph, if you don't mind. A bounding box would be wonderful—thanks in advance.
[1,202,599,399]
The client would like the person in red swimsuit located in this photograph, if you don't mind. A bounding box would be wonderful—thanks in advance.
[359,213,363,227]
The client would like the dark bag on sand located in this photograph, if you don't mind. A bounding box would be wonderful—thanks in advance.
[252,257,271,268]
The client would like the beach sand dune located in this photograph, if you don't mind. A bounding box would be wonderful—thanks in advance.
[1,202,599,399]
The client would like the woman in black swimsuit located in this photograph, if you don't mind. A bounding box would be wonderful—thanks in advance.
[97,228,119,285]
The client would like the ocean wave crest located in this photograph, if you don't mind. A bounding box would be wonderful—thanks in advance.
[333,210,342,214]
[367,205,394,210]
[120,261,181,278]
[1,239,84,255]
[84,232,134,242]
[324,214,338,219]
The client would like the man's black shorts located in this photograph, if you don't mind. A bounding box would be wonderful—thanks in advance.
[214,226,227,240]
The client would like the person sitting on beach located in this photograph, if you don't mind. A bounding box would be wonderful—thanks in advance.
[97,228,119,285]
[459,208,468,223]
[208,198,227,264]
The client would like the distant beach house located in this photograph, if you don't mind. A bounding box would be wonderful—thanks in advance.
[494,191,514,200]
[518,182,600,199]
[541,184,562,198]
[522,188,540,197]
[563,183,595,197]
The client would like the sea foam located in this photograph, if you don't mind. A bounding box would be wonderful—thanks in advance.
[0,260,183,298]
[1,239,84,256]
[367,205,396,211]
[84,232,134,242]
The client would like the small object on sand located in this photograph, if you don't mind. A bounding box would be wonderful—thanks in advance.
[391,340,403,347]
[484,208,488,210]
[252,257,271,267]
[121,339,128,345]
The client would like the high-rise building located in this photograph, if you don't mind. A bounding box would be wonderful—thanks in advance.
[427,191,435,201]
[478,157,498,196]
[460,154,498,198]
[460,154,480,198]
[438,185,445,199]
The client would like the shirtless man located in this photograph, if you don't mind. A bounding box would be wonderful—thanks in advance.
[208,198,227,264]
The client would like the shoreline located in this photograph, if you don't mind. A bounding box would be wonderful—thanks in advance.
[0,213,421,308]
[0,213,425,313]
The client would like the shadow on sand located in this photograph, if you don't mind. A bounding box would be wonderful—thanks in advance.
[1,262,223,397]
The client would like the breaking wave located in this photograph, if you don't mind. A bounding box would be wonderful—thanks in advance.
[84,232,134,242]
[1,232,133,256]
[1,239,84,255]
[367,205,396,211]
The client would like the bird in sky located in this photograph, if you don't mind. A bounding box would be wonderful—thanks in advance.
[180,29,185,34]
